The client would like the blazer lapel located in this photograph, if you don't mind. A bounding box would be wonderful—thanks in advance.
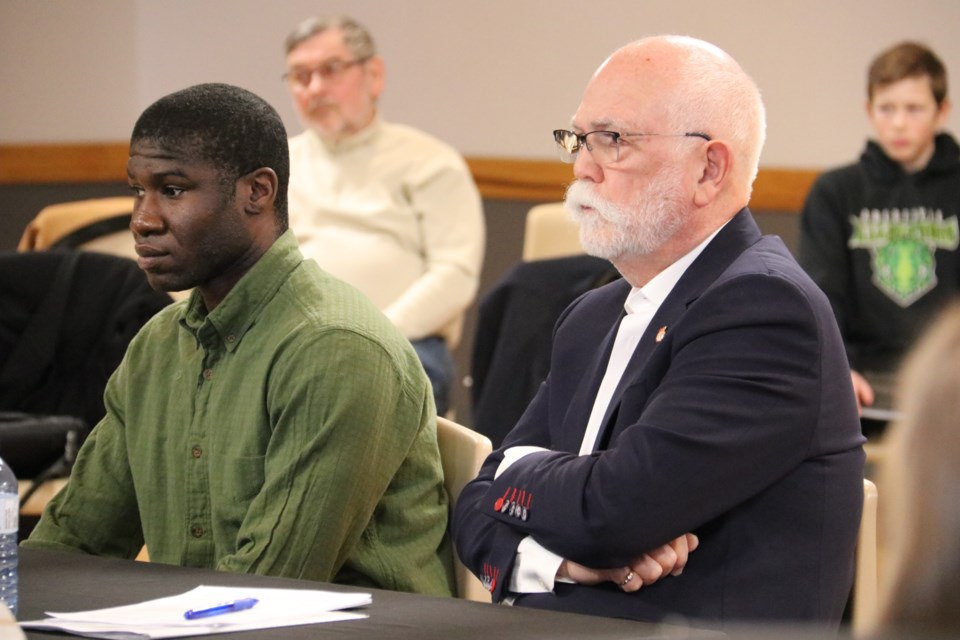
[558,284,629,452]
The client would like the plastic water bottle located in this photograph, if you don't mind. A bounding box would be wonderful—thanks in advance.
[0,456,17,616]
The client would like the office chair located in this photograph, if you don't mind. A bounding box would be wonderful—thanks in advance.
[521,202,582,261]
[853,478,879,634]
[18,197,137,259]
[436,416,493,602]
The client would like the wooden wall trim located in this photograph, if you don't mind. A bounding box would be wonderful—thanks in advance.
[0,143,819,212]
[465,157,575,202]
[751,167,820,213]
[0,143,130,185]
[467,158,820,212]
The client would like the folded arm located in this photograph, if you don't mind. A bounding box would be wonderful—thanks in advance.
[218,330,436,581]
[454,274,825,600]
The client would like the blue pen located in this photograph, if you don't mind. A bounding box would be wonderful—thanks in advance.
[184,597,259,620]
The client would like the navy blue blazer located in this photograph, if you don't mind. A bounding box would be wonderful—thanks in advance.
[453,209,865,627]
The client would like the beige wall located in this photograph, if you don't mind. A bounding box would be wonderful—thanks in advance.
[2,0,958,169]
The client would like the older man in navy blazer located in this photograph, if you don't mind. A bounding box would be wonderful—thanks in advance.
[453,35,865,629]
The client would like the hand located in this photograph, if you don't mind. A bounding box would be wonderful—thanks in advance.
[850,370,874,414]
[629,532,699,587]
[556,533,699,593]
[556,558,625,587]
[647,532,699,577]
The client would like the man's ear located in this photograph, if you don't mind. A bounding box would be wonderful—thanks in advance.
[242,168,278,215]
[366,55,386,101]
[693,140,732,207]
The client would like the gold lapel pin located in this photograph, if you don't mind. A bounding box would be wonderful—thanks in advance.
[655,326,667,343]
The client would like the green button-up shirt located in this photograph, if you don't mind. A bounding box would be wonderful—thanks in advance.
[25,231,455,596]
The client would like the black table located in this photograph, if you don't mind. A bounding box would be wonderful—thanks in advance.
[18,548,722,639]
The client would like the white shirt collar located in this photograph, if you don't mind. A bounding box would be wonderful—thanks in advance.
[623,223,726,315]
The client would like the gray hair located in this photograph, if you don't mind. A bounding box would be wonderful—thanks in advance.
[284,15,376,59]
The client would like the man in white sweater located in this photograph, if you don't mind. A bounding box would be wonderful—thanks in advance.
[283,15,485,415]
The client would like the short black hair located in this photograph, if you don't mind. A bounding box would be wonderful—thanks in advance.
[131,83,290,229]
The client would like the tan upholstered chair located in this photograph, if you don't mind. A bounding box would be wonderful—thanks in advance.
[436,416,493,602]
[853,478,879,634]
[18,197,137,259]
[18,478,68,518]
[521,202,582,261]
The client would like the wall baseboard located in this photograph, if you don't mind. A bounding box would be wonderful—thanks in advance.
[1,143,819,212]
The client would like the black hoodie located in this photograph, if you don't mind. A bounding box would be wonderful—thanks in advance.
[799,133,960,375]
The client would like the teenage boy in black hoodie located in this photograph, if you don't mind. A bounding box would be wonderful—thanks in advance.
[800,42,959,418]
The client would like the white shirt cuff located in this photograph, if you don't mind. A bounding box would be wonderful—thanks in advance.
[508,536,567,593]
[495,446,549,479]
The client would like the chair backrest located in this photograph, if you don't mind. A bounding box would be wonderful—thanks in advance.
[18,478,68,518]
[522,202,583,261]
[18,197,137,258]
[853,478,879,634]
[436,416,493,602]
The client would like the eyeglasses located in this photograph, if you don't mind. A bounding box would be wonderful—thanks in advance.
[552,129,711,165]
[283,57,371,87]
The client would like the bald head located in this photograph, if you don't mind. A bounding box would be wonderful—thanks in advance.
[589,35,766,202]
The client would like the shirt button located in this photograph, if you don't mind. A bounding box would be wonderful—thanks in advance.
[226,335,237,344]
[191,446,202,459]
[203,368,214,380]
[191,526,205,538]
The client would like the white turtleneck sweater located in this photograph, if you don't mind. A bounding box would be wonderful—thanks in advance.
[287,117,485,343]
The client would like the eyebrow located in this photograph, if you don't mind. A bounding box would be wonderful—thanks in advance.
[126,168,189,181]
[570,117,628,132]
[287,57,349,70]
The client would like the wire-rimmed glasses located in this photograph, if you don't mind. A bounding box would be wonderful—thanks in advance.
[553,129,711,164]
[283,57,372,88]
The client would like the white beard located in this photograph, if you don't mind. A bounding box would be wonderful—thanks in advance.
[564,171,686,261]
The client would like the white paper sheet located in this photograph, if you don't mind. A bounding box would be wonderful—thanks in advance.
[20,584,371,639]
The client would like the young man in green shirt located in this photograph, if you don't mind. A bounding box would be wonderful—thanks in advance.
[24,83,455,596]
